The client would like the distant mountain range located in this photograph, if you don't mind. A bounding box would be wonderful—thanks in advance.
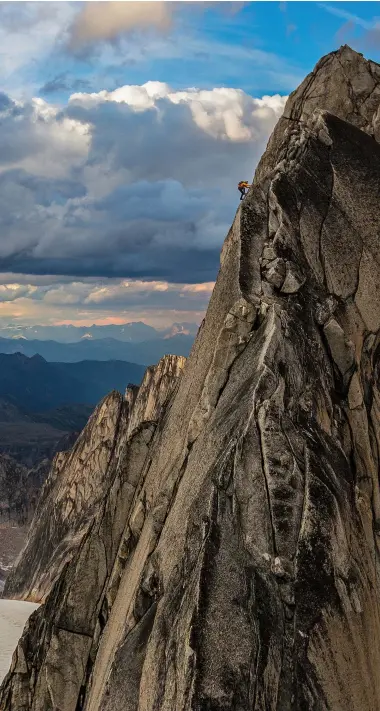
[0,333,194,365]
[0,321,199,344]
[0,353,145,412]
[0,353,146,466]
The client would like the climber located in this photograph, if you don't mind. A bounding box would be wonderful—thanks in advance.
[238,181,251,200]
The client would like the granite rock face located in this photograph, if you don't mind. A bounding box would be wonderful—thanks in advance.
[0,457,29,526]
[0,354,185,707]
[3,392,126,603]
[125,354,186,437]
[2,45,380,711]
[0,444,78,593]
[4,356,184,604]
[254,43,380,184]
[0,456,30,592]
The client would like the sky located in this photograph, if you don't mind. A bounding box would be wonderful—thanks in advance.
[0,0,380,330]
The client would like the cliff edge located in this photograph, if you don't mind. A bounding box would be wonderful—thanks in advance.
[2,45,380,711]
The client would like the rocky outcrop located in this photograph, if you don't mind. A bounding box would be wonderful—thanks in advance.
[254,43,380,184]
[0,355,185,706]
[0,456,29,526]
[0,455,30,593]
[3,392,127,602]
[0,443,79,594]
[0,456,57,529]
[0,453,72,594]
[126,355,186,437]
[3,356,185,605]
[3,45,380,710]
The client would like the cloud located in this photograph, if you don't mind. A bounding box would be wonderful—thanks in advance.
[61,3,302,97]
[334,21,356,47]
[67,2,248,50]
[0,274,214,328]
[0,82,286,285]
[317,3,373,30]
[0,283,37,302]
[360,25,380,50]
[82,278,214,308]
[286,24,297,37]
[69,1,174,49]
[0,95,89,178]
[0,3,77,96]
[40,73,92,96]
[319,3,380,50]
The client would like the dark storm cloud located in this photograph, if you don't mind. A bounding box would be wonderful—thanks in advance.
[93,180,210,222]
[0,85,285,282]
[0,246,219,283]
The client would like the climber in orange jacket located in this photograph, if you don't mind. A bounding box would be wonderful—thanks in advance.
[238,181,251,200]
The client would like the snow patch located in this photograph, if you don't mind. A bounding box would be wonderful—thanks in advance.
[0,599,39,683]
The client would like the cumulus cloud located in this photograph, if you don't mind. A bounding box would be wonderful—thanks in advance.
[0,2,299,329]
[0,81,286,287]
[83,278,214,307]
[0,274,214,328]
[69,81,286,143]
[69,1,174,48]
[0,283,37,302]
[0,94,89,178]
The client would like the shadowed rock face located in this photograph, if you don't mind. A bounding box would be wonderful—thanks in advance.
[2,45,380,711]
[0,457,29,526]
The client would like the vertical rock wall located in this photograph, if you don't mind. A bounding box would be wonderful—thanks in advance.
[2,46,380,711]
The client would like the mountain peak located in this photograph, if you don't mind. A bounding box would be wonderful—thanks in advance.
[335,43,363,57]
[288,43,380,121]
[255,44,380,184]
[4,48,380,711]
[30,354,46,363]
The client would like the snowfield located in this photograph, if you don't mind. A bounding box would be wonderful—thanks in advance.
[0,599,39,683]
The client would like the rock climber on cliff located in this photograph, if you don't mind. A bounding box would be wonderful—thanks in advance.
[238,181,251,200]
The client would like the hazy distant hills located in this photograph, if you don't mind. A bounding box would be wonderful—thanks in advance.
[0,353,145,411]
[0,322,196,466]
[0,333,194,365]
[0,353,146,466]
